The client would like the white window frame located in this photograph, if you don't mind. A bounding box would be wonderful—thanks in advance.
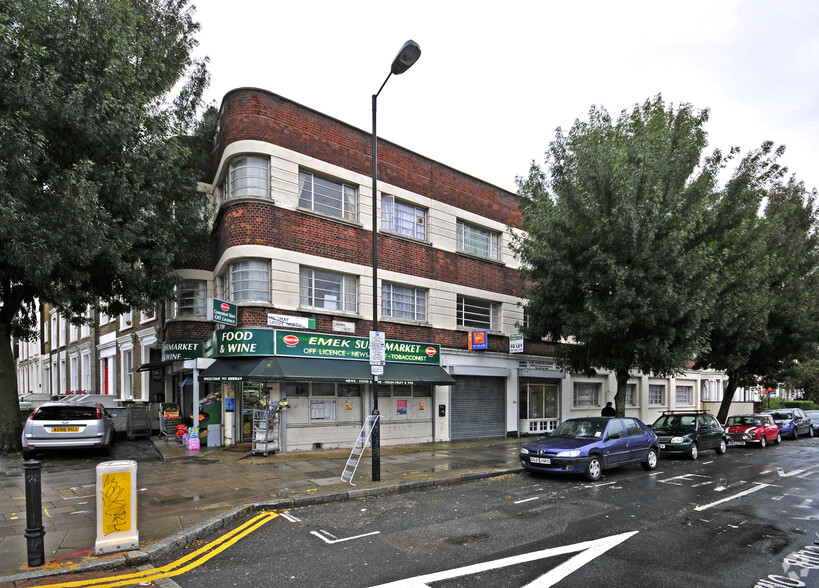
[59,352,67,395]
[176,279,208,318]
[457,295,499,330]
[81,350,91,392]
[649,384,665,405]
[69,353,79,392]
[573,382,600,407]
[69,322,78,343]
[140,308,157,324]
[625,383,638,406]
[119,310,133,330]
[224,155,269,199]
[80,307,92,339]
[456,220,500,261]
[382,283,427,322]
[299,267,357,313]
[298,169,358,221]
[382,195,426,240]
[675,385,693,405]
[227,259,271,303]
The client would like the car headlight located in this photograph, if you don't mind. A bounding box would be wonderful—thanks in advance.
[520,447,529,455]
[556,450,581,457]
[746,428,757,438]
[670,436,685,444]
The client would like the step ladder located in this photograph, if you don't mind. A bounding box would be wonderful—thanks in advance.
[340,414,381,485]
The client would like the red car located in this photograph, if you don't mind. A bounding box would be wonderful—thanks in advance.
[724,414,781,448]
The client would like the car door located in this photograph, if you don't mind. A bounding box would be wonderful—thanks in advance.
[794,409,808,435]
[603,418,630,466]
[623,418,652,462]
[697,415,719,450]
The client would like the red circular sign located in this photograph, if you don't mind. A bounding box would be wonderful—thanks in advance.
[425,347,437,356]
[220,303,230,312]
[283,335,300,346]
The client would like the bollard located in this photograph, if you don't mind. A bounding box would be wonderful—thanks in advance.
[23,459,45,567]
[93,460,139,555]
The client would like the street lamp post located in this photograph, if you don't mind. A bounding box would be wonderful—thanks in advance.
[370,40,421,482]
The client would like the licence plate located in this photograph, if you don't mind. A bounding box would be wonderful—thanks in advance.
[659,444,666,449]
[530,457,551,464]
[51,427,79,432]
[727,441,745,446]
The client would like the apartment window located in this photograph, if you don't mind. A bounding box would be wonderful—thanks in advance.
[80,307,91,338]
[457,220,500,261]
[176,280,207,318]
[625,383,637,406]
[70,355,79,391]
[228,260,270,302]
[140,308,156,323]
[298,170,357,221]
[225,155,269,199]
[383,283,426,322]
[573,382,600,407]
[457,295,499,330]
[382,195,426,240]
[81,352,91,391]
[649,384,665,405]
[121,349,133,399]
[119,310,133,330]
[299,268,357,312]
[676,385,693,405]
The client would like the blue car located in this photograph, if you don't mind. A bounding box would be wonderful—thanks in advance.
[520,417,660,481]
[763,408,814,439]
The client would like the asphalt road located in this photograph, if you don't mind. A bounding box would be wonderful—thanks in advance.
[20,437,161,471]
[159,438,818,588]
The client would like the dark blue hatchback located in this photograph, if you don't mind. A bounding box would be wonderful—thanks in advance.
[520,417,660,481]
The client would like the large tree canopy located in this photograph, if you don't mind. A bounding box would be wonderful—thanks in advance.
[514,96,788,416]
[0,0,211,453]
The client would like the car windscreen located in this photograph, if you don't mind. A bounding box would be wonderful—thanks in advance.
[33,406,99,420]
[770,412,793,420]
[552,420,606,438]
[652,415,695,430]
[727,416,761,426]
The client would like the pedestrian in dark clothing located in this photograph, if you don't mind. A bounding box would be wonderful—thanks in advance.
[601,402,616,417]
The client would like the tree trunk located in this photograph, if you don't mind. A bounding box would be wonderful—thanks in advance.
[716,368,742,424]
[0,321,23,455]
[614,369,630,417]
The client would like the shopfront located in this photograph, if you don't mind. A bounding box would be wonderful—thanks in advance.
[199,329,454,451]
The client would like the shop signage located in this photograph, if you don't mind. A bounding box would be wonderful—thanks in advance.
[510,333,524,354]
[468,331,488,350]
[276,331,442,364]
[213,328,276,356]
[208,298,237,326]
[332,320,356,333]
[267,313,316,330]
[162,340,204,361]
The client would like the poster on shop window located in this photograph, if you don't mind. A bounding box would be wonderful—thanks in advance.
[397,399,408,415]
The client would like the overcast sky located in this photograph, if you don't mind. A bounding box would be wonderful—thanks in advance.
[192,0,819,194]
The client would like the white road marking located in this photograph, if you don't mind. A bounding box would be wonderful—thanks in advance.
[514,497,539,504]
[777,464,819,478]
[714,480,745,492]
[694,483,772,511]
[311,529,380,544]
[370,531,638,588]
[659,473,709,486]
[279,512,301,523]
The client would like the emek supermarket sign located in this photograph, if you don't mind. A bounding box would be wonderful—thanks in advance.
[210,328,441,364]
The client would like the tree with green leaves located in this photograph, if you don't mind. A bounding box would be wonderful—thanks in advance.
[514,96,772,416]
[0,0,212,454]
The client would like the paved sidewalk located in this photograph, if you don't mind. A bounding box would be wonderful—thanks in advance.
[0,436,526,584]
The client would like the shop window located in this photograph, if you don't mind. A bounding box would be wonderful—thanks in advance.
[573,382,600,407]
[457,220,500,261]
[225,155,269,199]
[299,267,357,312]
[284,382,361,425]
[457,295,499,330]
[383,283,426,322]
[298,169,357,221]
[519,381,559,420]
[376,383,431,422]
[382,195,426,240]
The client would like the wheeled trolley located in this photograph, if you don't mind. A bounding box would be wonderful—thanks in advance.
[252,409,280,456]
[159,403,182,441]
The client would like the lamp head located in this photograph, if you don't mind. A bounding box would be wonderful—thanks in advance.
[391,40,422,75]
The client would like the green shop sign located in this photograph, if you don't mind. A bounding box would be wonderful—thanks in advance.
[162,340,204,361]
[213,328,277,356]
[276,331,441,364]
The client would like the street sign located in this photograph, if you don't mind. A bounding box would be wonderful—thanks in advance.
[369,331,386,365]
[371,364,384,376]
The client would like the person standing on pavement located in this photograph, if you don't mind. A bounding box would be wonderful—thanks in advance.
[601,402,616,417]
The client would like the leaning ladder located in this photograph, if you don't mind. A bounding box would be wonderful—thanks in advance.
[340,414,381,486]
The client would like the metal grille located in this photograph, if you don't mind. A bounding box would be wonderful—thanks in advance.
[450,376,506,440]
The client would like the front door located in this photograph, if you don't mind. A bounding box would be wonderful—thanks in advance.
[240,382,265,443]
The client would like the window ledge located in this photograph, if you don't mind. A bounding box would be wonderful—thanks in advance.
[297,206,362,229]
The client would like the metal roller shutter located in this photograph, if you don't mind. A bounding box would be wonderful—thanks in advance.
[450,375,506,440]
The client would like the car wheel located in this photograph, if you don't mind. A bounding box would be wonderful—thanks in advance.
[716,438,727,455]
[642,447,658,470]
[98,443,111,457]
[809,426,815,438]
[585,456,602,481]
[775,433,781,444]
[792,428,798,439]
[689,442,699,460]
[759,435,766,449]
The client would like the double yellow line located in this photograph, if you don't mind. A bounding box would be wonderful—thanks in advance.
[36,511,279,588]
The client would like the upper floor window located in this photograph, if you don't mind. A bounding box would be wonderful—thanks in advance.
[228,259,270,302]
[457,220,500,261]
[140,308,157,323]
[299,267,357,313]
[457,295,499,330]
[383,283,426,322]
[225,155,269,199]
[298,170,357,221]
[382,195,426,240]
[176,279,207,318]
[119,310,133,330]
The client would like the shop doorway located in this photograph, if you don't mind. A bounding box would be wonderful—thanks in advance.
[450,376,506,440]
[519,380,559,434]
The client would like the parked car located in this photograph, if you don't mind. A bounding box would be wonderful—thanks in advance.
[806,410,819,436]
[650,411,727,460]
[21,402,117,459]
[762,408,814,439]
[724,413,781,448]
[520,417,659,481]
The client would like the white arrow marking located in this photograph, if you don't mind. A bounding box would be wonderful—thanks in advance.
[311,529,380,544]
[370,531,638,588]
[778,463,819,478]
[694,483,772,511]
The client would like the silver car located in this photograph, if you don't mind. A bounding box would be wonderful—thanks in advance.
[21,402,117,459]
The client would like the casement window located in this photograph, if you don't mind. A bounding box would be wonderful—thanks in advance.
[140,308,156,323]
[382,283,426,322]
[649,384,665,405]
[225,155,269,199]
[176,279,207,318]
[227,259,270,302]
[573,382,600,407]
[119,310,133,330]
[457,220,500,261]
[298,170,357,221]
[625,383,638,406]
[675,385,693,405]
[457,295,499,330]
[382,195,426,240]
[299,267,357,312]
